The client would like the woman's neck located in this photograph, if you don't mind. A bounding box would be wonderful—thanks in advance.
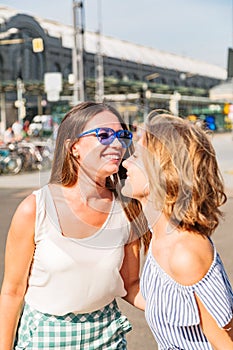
[51,168,113,204]
[77,168,112,201]
[140,198,176,238]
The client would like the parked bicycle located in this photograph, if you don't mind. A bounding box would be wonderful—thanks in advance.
[0,143,23,175]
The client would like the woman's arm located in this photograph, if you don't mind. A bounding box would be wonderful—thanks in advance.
[171,237,233,349]
[0,194,36,350]
[195,294,233,350]
[120,238,145,311]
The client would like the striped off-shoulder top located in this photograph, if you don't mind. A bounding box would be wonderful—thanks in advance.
[140,239,233,350]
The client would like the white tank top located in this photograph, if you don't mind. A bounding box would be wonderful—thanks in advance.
[25,185,131,315]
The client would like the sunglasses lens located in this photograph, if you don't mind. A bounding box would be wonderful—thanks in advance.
[96,128,132,148]
[97,128,115,145]
[118,130,132,148]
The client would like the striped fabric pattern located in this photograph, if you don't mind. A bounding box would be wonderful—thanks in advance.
[14,300,131,349]
[140,241,233,350]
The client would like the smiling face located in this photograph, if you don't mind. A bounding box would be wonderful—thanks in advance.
[72,111,127,182]
[121,138,149,202]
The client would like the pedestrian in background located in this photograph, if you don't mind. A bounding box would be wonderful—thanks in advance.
[22,120,30,139]
[11,120,23,141]
[0,101,149,350]
[3,126,14,144]
[122,111,233,349]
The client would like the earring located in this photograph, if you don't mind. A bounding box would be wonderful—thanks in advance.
[73,151,79,158]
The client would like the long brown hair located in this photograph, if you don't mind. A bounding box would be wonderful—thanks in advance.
[50,101,130,186]
[50,101,151,252]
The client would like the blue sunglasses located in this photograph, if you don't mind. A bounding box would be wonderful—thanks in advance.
[77,127,133,148]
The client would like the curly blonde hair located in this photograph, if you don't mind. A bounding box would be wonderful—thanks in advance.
[143,111,227,236]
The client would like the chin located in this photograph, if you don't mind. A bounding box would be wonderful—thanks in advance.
[102,167,119,179]
[121,182,134,198]
[121,183,147,203]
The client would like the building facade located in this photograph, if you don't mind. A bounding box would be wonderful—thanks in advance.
[0,5,227,129]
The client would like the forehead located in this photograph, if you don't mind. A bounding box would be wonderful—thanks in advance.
[133,141,146,162]
[135,137,154,160]
[135,137,147,153]
[84,111,122,130]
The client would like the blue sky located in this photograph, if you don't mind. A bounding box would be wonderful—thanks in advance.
[2,0,232,68]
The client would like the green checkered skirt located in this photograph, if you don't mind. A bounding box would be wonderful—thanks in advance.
[14,300,132,349]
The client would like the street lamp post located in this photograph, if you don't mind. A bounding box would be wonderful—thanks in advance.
[95,0,104,102]
[169,91,181,116]
[16,78,25,122]
[72,0,85,105]
[142,83,151,123]
[0,91,6,135]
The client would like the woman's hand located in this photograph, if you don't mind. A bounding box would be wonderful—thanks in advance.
[120,238,145,311]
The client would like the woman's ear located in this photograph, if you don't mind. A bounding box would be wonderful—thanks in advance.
[71,141,80,158]
[64,139,72,154]
[65,139,80,158]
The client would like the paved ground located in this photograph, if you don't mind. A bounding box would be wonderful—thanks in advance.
[0,132,232,349]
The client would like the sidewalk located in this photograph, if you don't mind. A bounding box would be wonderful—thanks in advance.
[211,132,233,197]
[0,169,50,189]
[0,132,232,194]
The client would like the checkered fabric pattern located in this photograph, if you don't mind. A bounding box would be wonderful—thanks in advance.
[14,300,132,349]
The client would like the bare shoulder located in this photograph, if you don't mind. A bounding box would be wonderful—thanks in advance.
[10,193,36,233]
[4,194,37,284]
[14,193,36,218]
[169,233,214,286]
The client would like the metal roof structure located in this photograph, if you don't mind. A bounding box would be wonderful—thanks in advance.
[209,78,233,102]
[0,5,227,81]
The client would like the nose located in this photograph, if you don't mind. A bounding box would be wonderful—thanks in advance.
[122,158,128,169]
[109,135,123,148]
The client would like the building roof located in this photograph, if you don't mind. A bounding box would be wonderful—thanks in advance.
[209,78,233,101]
[0,5,227,80]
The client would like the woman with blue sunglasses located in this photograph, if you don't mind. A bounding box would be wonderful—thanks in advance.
[0,101,150,350]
